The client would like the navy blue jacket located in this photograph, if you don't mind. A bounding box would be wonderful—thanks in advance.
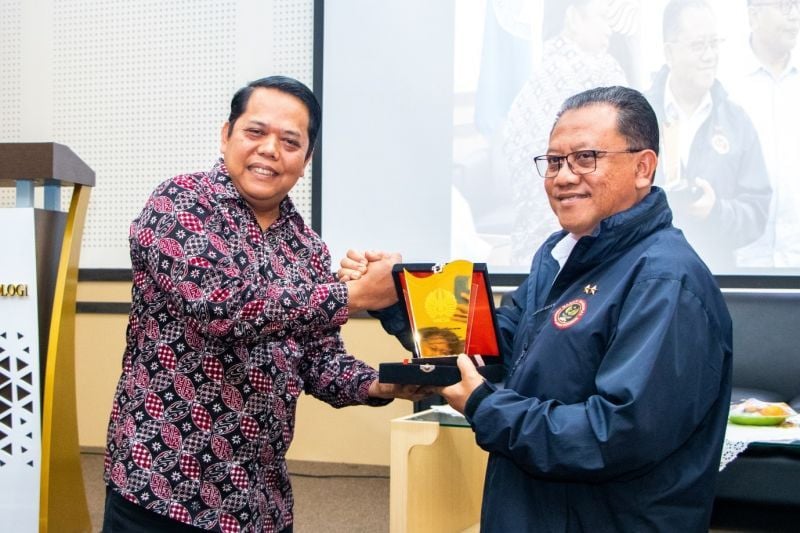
[465,188,732,532]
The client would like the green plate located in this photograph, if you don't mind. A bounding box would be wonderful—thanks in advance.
[729,414,787,426]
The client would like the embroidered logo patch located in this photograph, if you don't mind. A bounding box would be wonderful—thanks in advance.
[711,132,730,154]
[552,299,587,329]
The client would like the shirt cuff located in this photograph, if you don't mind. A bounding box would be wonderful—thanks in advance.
[327,282,351,326]
[358,376,393,407]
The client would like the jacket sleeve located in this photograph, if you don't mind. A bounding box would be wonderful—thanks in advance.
[131,177,348,344]
[466,278,728,482]
[368,303,416,353]
[711,117,771,247]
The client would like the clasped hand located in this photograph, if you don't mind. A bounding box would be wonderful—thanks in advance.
[341,249,402,314]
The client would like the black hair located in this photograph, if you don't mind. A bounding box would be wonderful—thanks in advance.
[227,75,321,159]
[554,86,660,155]
[662,0,712,43]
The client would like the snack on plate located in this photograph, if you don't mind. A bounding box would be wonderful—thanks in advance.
[728,398,797,426]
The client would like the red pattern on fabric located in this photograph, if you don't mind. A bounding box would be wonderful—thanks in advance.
[153,195,174,213]
[177,211,204,232]
[177,281,203,301]
[179,453,201,480]
[219,513,241,533]
[191,404,213,432]
[132,442,153,470]
[168,501,192,525]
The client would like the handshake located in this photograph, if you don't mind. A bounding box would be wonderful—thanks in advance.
[338,249,402,314]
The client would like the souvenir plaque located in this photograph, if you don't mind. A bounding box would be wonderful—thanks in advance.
[379,260,504,386]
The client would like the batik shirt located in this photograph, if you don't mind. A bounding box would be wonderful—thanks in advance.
[104,159,384,532]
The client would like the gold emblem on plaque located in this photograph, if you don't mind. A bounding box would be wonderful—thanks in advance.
[403,260,474,357]
[423,289,458,322]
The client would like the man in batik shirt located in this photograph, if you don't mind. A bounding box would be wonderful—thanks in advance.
[102,76,427,533]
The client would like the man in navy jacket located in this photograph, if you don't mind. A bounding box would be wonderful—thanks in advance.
[342,85,732,532]
[443,86,732,532]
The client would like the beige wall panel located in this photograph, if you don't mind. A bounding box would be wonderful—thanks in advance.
[75,305,414,466]
[76,281,131,303]
[75,313,127,450]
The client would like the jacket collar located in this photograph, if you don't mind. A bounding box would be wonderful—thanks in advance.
[544,187,673,272]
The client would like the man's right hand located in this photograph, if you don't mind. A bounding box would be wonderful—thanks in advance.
[338,249,387,281]
[342,249,402,313]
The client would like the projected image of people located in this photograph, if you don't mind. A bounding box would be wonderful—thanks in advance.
[502,0,638,266]
[727,0,800,268]
[324,0,800,276]
[646,0,772,272]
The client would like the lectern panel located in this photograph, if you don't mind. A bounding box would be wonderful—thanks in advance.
[0,208,42,533]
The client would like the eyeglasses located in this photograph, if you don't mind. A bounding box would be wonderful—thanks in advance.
[750,0,800,15]
[533,149,645,179]
[670,37,725,55]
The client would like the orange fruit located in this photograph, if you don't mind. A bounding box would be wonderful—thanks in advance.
[759,405,786,416]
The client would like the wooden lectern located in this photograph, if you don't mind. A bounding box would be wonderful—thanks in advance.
[0,143,94,532]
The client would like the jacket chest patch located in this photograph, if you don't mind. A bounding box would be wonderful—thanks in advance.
[552,298,587,329]
[711,132,730,154]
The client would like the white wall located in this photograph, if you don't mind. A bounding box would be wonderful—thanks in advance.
[0,0,316,269]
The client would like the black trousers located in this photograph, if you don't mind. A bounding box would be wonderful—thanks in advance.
[102,489,293,533]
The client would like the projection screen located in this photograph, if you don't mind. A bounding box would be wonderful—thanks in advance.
[316,0,800,282]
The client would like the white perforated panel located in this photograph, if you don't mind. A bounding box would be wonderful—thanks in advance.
[272,0,315,219]
[0,0,316,268]
[0,0,23,206]
[52,0,239,267]
[0,0,22,140]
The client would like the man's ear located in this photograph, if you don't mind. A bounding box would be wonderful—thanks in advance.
[564,5,579,33]
[220,122,231,153]
[747,6,760,32]
[664,42,675,68]
[302,149,314,176]
[635,150,658,188]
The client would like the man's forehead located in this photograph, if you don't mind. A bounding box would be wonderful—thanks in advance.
[554,104,617,130]
[242,89,309,129]
[549,104,620,148]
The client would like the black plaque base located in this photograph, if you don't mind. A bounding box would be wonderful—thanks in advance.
[379,357,504,386]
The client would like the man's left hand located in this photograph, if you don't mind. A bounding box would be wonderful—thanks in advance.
[688,178,715,219]
[437,354,485,414]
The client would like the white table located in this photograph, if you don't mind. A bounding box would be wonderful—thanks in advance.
[720,417,800,470]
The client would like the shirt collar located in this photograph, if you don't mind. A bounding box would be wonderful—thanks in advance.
[663,73,713,124]
[551,233,580,270]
